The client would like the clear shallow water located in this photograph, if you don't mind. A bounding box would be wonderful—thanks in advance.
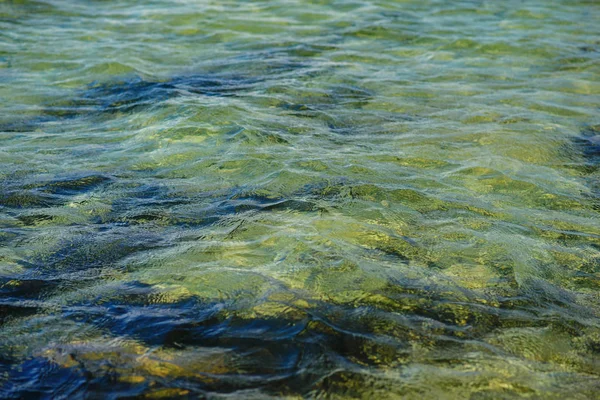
[1,0,599,398]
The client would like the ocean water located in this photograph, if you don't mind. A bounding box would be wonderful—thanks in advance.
[1,0,599,398]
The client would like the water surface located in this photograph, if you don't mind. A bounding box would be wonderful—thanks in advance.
[1,0,600,398]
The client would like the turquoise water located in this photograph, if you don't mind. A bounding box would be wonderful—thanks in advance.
[1,0,599,398]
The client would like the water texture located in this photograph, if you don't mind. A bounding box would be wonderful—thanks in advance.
[1,0,599,398]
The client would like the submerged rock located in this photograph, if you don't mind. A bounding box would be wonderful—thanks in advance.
[38,74,260,120]
[575,124,600,162]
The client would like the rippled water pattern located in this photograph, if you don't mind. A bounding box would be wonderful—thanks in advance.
[1,0,600,398]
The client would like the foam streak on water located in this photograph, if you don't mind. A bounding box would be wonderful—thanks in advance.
[1,0,599,398]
